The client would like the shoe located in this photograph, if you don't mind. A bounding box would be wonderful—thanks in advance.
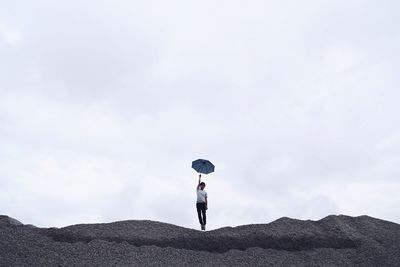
[200,224,204,230]
[203,225,206,231]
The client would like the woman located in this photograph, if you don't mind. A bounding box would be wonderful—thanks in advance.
[196,174,208,231]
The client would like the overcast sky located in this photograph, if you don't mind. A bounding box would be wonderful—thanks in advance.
[1,1,400,230]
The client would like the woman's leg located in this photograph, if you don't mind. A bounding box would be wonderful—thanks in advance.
[201,204,206,225]
[196,203,204,225]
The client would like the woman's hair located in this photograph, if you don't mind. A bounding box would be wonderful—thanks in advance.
[200,182,206,186]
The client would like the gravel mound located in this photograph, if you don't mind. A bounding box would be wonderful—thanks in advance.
[1,214,399,266]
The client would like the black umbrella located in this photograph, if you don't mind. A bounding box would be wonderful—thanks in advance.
[192,159,215,174]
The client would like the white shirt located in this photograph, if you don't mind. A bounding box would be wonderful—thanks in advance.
[196,189,207,203]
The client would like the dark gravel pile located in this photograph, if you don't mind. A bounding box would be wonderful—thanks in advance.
[1,214,399,266]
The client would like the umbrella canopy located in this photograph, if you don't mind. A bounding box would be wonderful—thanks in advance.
[192,159,215,174]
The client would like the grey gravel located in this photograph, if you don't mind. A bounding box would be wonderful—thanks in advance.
[1,214,399,266]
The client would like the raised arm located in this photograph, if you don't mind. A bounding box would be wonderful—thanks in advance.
[197,174,201,190]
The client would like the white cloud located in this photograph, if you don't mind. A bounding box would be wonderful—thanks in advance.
[0,24,22,46]
[1,1,400,229]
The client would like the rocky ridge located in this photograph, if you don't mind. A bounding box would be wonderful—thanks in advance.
[1,214,399,266]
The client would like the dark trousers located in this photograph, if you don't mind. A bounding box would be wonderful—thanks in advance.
[196,202,206,225]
